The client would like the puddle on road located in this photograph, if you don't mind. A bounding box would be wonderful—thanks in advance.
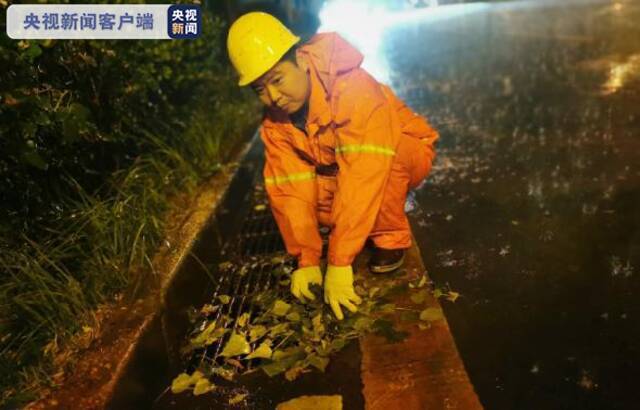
[365,0,640,408]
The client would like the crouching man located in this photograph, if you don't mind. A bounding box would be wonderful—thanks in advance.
[227,12,438,319]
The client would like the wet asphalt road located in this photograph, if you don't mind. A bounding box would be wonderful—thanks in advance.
[321,0,640,408]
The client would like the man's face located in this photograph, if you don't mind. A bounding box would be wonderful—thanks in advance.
[251,58,310,115]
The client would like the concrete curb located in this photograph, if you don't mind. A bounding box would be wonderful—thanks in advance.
[358,242,483,409]
[102,134,259,408]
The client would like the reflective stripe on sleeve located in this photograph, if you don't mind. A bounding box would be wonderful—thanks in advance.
[335,144,396,156]
[265,171,316,186]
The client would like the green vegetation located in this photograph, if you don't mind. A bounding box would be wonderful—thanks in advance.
[0,2,259,406]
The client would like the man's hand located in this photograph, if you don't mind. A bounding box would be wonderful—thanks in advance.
[324,265,362,320]
[290,266,323,302]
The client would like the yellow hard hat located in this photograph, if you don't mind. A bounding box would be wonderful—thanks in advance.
[227,12,301,86]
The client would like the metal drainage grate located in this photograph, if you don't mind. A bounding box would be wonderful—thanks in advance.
[235,183,286,258]
[186,177,292,373]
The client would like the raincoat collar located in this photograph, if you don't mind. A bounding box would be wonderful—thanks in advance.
[263,33,364,133]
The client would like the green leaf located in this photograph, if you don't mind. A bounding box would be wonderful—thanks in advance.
[386,282,409,297]
[311,313,325,338]
[170,373,193,394]
[245,341,273,360]
[272,346,304,361]
[286,311,301,322]
[261,348,305,377]
[271,255,285,264]
[228,393,248,405]
[378,303,396,314]
[284,363,306,381]
[446,291,460,302]
[410,289,429,305]
[249,325,268,342]
[268,323,290,338]
[237,312,250,327]
[193,378,214,395]
[419,307,444,322]
[329,338,346,352]
[212,367,235,381]
[307,355,330,372]
[33,110,51,126]
[60,103,92,143]
[22,150,48,170]
[22,43,42,62]
[261,360,290,377]
[170,371,205,394]
[276,395,343,410]
[400,311,420,322]
[272,300,291,316]
[353,317,374,332]
[218,295,231,304]
[190,322,225,348]
[220,333,250,357]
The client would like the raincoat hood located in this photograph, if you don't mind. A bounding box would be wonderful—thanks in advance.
[297,32,364,95]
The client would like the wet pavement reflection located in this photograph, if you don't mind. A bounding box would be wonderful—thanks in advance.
[322,0,640,408]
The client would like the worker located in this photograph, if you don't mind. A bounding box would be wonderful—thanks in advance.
[227,12,438,320]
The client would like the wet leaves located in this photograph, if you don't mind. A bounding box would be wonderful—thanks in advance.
[192,378,214,396]
[245,341,273,360]
[220,333,251,357]
[420,308,444,322]
[237,312,250,328]
[307,355,330,372]
[249,325,268,342]
[276,395,342,410]
[286,311,301,322]
[269,323,290,338]
[261,348,306,377]
[377,303,396,314]
[432,286,461,303]
[170,372,194,394]
[284,365,308,381]
[190,322,226,348]
[173,255,454,397]
[272,300,292,316]
[171,371,211,394]
[228,392,248,405]
[218,261,234,271]
[410,289,429,304]
[408,275,428,289]
[446,291,460,302]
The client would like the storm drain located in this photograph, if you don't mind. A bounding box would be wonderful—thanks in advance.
[234,183,286,258]
[186,176,293,373]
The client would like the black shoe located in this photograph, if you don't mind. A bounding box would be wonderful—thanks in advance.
[369,248,406,273]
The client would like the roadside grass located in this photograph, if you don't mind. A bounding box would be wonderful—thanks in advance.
[0,93,259,407]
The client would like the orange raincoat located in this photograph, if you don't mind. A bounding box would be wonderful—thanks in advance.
[261,33,438,268]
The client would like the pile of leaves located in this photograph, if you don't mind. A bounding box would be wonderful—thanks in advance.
[171,258,461,397]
